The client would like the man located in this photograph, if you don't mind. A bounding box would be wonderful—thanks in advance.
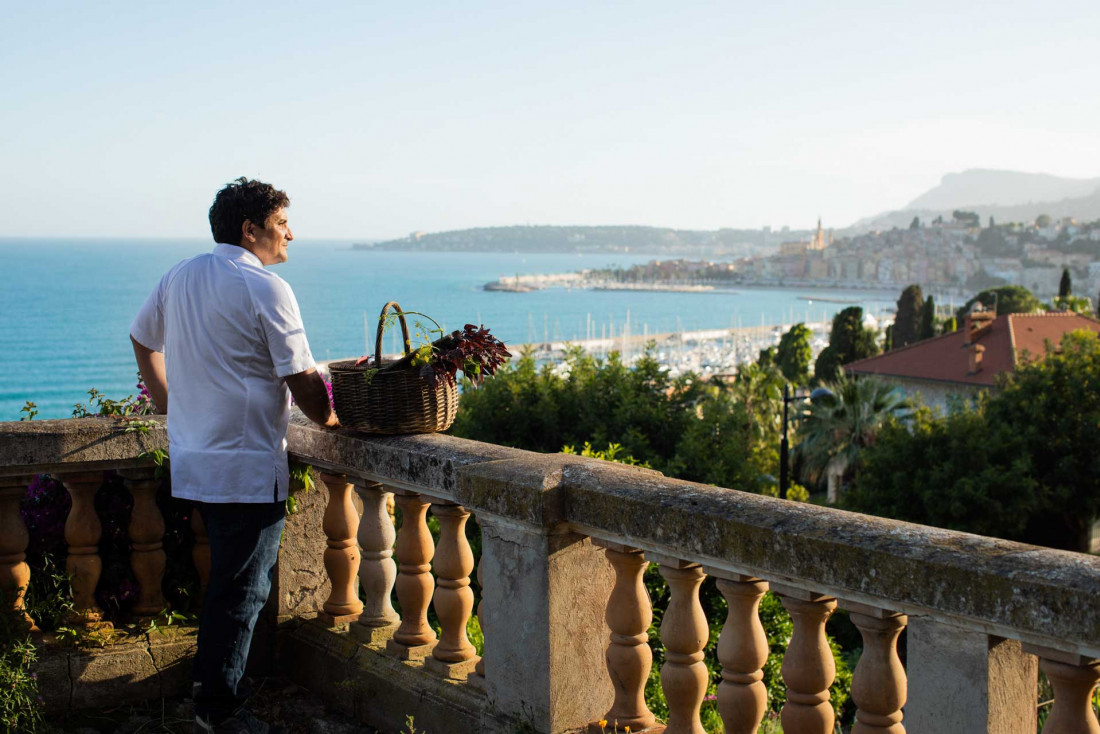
[130,177,337,734]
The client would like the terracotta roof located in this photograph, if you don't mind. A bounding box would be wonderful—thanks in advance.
[845,312,1100,387]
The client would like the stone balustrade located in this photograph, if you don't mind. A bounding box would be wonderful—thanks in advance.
[2,414,1099,733]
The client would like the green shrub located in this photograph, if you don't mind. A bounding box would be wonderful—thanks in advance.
[0,594,44,734]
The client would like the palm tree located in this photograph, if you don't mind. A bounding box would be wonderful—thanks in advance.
[727,361,784,437]
[794,375,909,502]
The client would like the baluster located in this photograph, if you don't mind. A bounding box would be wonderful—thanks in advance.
[0,476,34,630]
[1025,646,1100,734]
[119,468,166,616]
[591,542,656,733]
[713,574,770,734]
[190,505,211,608]
[426,502,478,678]
[775,587,837,734]
[351,480,399,646]
[468,525,487,690]
[318,472,364,625]
[60,472,108,627]
[659,559,708,734]
[846,604,907,734]
[386,491,437,660]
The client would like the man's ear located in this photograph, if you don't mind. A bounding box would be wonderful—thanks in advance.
[241,219,255,244]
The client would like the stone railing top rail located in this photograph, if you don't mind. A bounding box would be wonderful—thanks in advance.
[0,416,168,478]
[2,416,1098,658]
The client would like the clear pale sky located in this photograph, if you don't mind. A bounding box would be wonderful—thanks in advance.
[3,1,1099,239]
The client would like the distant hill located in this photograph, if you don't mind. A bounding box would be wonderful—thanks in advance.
[355,225,810,256]
[849,169,1100,232]
[908,169,1100,210]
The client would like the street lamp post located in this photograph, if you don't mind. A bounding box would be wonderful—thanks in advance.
[779,384,834,498]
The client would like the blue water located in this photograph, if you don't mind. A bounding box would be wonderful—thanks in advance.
[0,238,895,419]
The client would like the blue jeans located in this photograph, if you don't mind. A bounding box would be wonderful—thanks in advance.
[192,500,285,723]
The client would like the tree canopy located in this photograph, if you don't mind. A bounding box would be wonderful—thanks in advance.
[958,285,1042,318]
[1059,267,1072,298]
[776,323,813,385]
[892,284,923,349]
[918,295,937,340]
[451,345,781,493]
[952,210,981,227]
[814,307,879,381]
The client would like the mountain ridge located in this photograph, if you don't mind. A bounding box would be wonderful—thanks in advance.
[849,169,1100,232]
[908,168,1100,209]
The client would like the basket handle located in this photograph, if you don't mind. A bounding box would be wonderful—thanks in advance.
[376,301,413,364]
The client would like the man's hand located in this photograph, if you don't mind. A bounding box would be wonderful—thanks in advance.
[131,336,168,414]
[285,368,339,428]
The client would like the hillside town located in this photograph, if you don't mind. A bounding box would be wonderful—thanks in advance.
[590,214,1100,299]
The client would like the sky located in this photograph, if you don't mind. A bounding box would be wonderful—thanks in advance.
[3,0,1099,239]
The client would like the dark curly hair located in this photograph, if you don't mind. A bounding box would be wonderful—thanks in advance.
[208,177,290,246]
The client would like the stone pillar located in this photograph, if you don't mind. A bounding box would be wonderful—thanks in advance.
[591,542,656,733]
[775,587,837,734]
[0,475,34,630]
[658,559,708,734]
[845,603,907,734]
[1024,645,1099,734]
[907,617,1036,734]
[119,468,166,617]
[711,573,769,734]
[318,472,363,625]
[61,472,107,627]
[426,502,478,678]
[476,516,614,734]
[191,505,211,607]
[350,480,398,646]
[386,492,437,660]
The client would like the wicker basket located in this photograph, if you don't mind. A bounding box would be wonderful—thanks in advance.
[329,301,459,434]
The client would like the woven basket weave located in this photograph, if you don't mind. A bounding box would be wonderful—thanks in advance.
[329,301,458,434]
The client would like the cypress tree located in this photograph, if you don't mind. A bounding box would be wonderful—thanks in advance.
[893,284,923,348]
[918,295,936,340]
[1059,268,1072,298]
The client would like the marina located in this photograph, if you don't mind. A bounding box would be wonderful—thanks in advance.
[517,321,831,378]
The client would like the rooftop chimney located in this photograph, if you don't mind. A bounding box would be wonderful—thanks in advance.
[963,302,995,347]
[968,343,986,375]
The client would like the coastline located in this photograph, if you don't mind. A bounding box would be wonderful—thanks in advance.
[480,270,968,306]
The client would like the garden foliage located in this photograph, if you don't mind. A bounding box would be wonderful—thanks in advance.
[847,330,1100,551]
[452,345,781,492]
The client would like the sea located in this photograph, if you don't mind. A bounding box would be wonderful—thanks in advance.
[0,238,897,420]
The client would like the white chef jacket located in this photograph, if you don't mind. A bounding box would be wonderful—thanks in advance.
[130,243,316,503]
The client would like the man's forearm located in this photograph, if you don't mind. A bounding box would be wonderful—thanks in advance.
[131,336,168,414]
[285,369,338,427]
